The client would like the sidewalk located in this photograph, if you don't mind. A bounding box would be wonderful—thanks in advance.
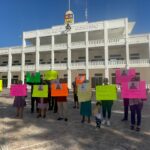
[0,90,150,150]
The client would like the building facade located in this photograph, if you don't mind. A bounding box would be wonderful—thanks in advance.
[0,18,150,89]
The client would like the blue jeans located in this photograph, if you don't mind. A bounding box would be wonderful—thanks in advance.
[130,103,143,126]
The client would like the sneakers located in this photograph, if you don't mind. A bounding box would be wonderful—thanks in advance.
[102,119,106,125]
[107,120,111,126]
[102,119,111,126]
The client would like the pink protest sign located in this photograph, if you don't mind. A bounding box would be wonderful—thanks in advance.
[116,68,136,84]
[121,81,147,99]
[10,84,27,96]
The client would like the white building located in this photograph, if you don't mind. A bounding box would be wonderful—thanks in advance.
[0,18,150,89]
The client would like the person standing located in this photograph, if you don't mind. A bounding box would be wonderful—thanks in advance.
[13,80,26,118]
[79,80,92,123]
[101,78,114,126]
[31,84,38,113]
[72,81,79,109]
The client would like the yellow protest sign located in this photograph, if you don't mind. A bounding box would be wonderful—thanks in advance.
[43,70,58,80]
[77,83,92,102]
[32,85,48,98]
[0,80,3,91]
[96,85,117,101]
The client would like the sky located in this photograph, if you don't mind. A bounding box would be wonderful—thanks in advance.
[0,0,150,47]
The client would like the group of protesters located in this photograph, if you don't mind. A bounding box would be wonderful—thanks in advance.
[12,69,148,132]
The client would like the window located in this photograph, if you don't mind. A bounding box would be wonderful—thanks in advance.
[61,61,67,63]
[13,75,18,79]
[111,73,116,84]
[25,60,31,62]
[2,76,7,79]
[130,53,140,59]
[94,56,102,58]
[13,61,19,63]
[78,57,85,59]
[64,74,68,77]
[3,61,8,64]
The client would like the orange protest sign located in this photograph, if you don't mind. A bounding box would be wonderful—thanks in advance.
[75,75,86,85]
[51,83,68,97]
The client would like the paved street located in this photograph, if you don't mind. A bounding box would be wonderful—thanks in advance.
[0,89,150,150]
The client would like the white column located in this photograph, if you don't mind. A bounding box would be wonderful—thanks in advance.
[36,32,40,72]
[7,48,12,88]
[125,18,130,69]
[21,35,26,83]
[21,52,25,83]
[104,21,109,79]
[51,35,55,70]
[7,71,11,88]
[67,69,71,89]
[85,31,89,80]
[67,33,71,68]
[67,33,71,89]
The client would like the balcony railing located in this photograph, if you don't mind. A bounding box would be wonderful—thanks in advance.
[40,45,52,51]
[108,60,126,65]
[24,46,36,52]
[55,43,67,50]
[39,64,51,70]
[0,58,150,72]
[89,61,104,66]
[0,49,9,55]
[71,41,86,48]
[130,59,149,65]
[89,40,104,47]
[11,46,22,54]
[108,38,125,45]
[0,66,8,72]
[24,65,35,71]
[71,62,86,66]
[129,34,149,44]
[53,63,67,69]
[11,66,21,71]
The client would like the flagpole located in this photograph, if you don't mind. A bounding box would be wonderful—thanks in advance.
[85,0,88,21]
[69,0,70,10]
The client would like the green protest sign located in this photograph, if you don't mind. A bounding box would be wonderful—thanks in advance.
[26,72,41,84]
[96,85,117,101]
